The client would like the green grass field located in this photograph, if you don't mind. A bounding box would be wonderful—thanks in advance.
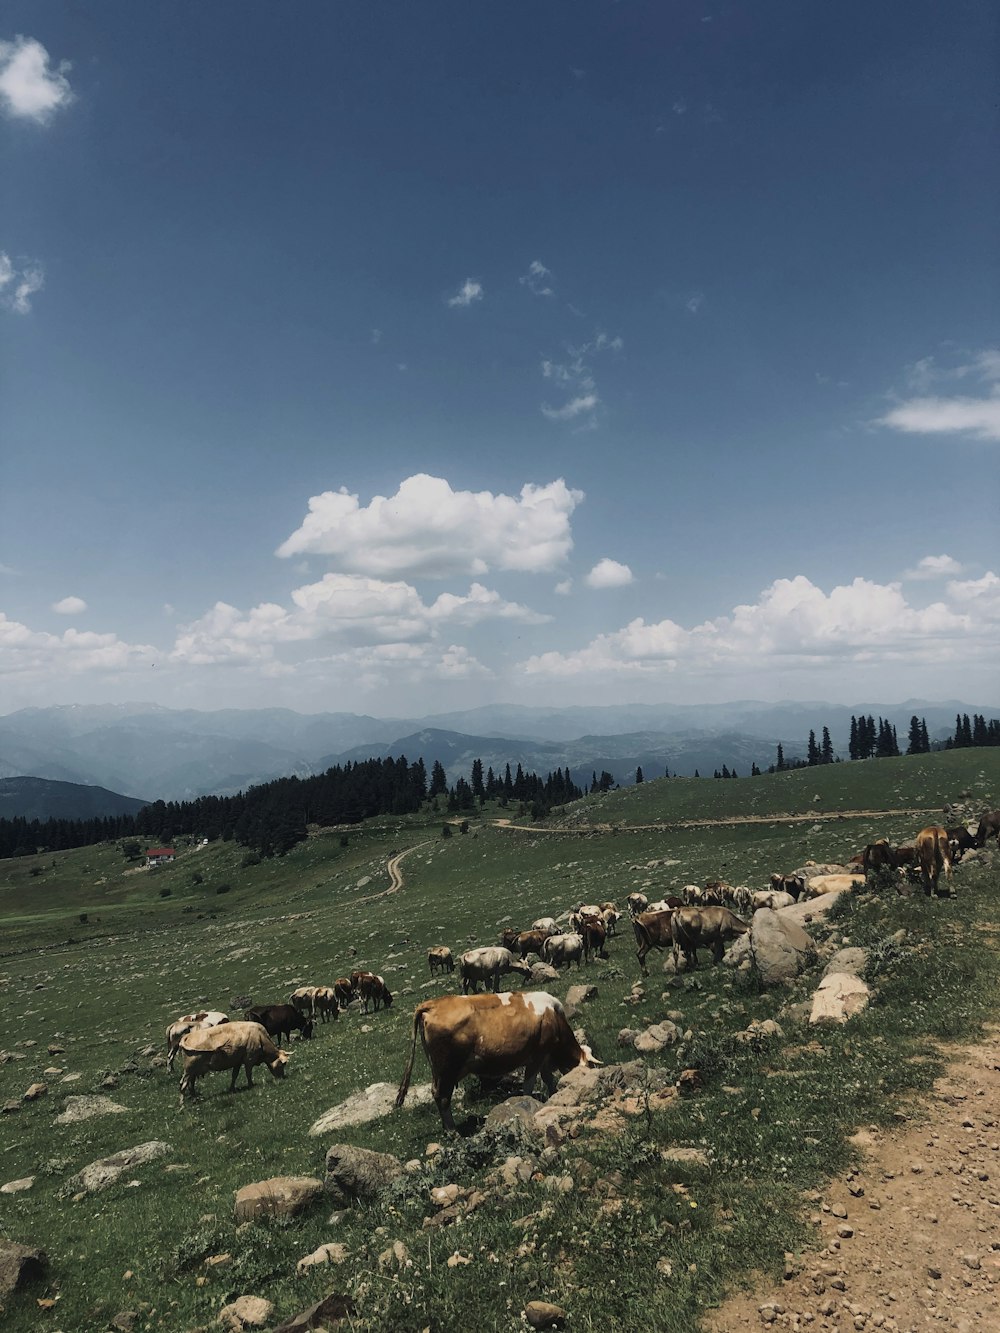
[1,751,998,1330]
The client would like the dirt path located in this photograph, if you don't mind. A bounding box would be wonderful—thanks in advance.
[708,1027,1000,1332]
[493,807,943,835]
[354,840,432,906]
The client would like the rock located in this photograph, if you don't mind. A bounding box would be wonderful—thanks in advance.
[528,962,560,985]
[484,1095,544,1134]
[633,1020,680,1054]
[736,1019,784,1045]
[524,1301,568,1329]
[55,1094,128,1125]
[218,1295,274,1329]
[110,1311,138,1332]
[378,1240,411,1270]
[323,1144,403,1204]
[296,1242,350,1273]
[0,1177,35,1194]
[69,1141,171,1194]
[810,973,872,1025]
[309,1081,437,1135]
[0,1240,47,1298]
[233,1176,322,1221]
[823,947,868,978]
[725,910,816,985]
[273,1292,357,1332]
[23,1083,47,1101]
[565,984,598,1008]
[2,1101,21,1115]
[617,1029,639,1047]
[660,1147,710,1169]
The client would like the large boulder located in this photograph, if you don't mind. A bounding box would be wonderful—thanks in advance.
[725,910,816,985]
[823,947,868,978]
[233,1176,322,1222]
[810,973,871,1025]
[528,962,560,985]
[309,1082,436,1136]
[0,1241,47,1298]
[218,1296,274,1330]
[633,1021,680,1055]
[323,1144,403,1204]
[69,1141,170,1194]
[55,1094,128,1125]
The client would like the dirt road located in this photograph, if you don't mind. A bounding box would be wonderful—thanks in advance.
[353,840,432,906]
[493,807,942,835]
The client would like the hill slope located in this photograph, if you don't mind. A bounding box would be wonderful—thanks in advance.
[0,776,150,822]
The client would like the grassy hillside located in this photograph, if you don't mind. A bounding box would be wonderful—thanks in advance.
[0,751,997,1331]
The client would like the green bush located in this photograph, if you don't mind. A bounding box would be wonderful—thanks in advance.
[215,883,231,895]
[158,886,172,899]
[241,851,261,867]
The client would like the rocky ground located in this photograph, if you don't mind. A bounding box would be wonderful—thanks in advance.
[708,1027,1000,1333]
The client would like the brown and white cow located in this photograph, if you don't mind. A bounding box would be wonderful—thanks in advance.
[355,972,394,1012]
[165,1010,228,1072]
[580,916,609,963]
[513,929,549,961]
[625,893,648,918]
[670,906,750,971]
[946,826,977,862]
[178,1020,289,1101]
[332,977,355,1007]
[916,825,953,898]
[459,947,530,995]
[769,873,806,901]
[632,909,676,976]
[541,932,585,969]
[313,986,339,1022]
[395,991,600,1132]
[428,946,455,976]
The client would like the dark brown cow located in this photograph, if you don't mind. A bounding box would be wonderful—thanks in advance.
[975,810,1000,847]
[947,826,977,862]
[513,929,549,961]
[333,977,355,1006]
[670,906,750,971]
[355,972,393,1012]
[395,991,599,1132]
[916,825,953,898]
[769,873,806,900]
[500,928,521,951]
[244,1003,313,1041]
[427,946,455,976]
[581,917,608,963]
[632,909,676,977]
[863,840,897,874]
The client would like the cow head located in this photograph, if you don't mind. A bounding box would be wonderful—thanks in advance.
[580,1043,603,1067]
[268,1050,291,1078]
[301,1019,314,1040]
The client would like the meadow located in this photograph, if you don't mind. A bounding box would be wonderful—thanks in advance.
[1,749,998,1331]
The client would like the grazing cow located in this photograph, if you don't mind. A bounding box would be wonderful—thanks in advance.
[541,932,585,969]
[632,909,676,977]
[313,986,339,1022]
[165,1011,229,1072]
[333,977,355,1007]
[600,906,621,936]
[895,845,917,868]
[731,885,754,916]
[916,825,953,898]
[244,1003,313,1041]
[625,893,648,918]
[355,972,394,1012]
[513,929,549,961]
[428,946,455,976]
[974,810,1000,848]
[700,882,728,906]
[459,947,530,995]
[395,991,600,1133]
[863,841,897,875]
[178,1020,289,1101]
[581,916,608,963]
[769,874,806,901]
[750,890,795,911]
[531,917,559,936]
[670,906,749,971]
[289,986,320,1019]
[500,928,521,951]
[568,908,601,935]
[947,826,977,862]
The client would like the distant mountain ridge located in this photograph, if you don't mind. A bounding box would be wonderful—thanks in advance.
[1,699,995,802]
[0,777,150,823]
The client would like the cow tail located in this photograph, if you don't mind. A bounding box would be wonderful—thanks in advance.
[632,918,651,956]
[395,1005,426,1109]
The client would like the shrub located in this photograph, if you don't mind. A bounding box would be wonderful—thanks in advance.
[78,913,88,924]
[441,824,453,839]
[190,872,203,886]
[158,887,172,899]
[339,834,349,848]
[241,852,261,868]
[215,883,231,895]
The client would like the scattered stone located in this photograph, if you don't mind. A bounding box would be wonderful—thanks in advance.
[810,973,871,1025]
[23,1083,47,1101]
[378,1240,411,1270]
[634,1021,680,1054]
[528,962,560,985]
[218,1295,274,1330]
[55,1094,128,1125]
[323,1144,403,1204]
[617,1029,639,1047]
[2,1100,21,1115]
[296,1242,350,1274]
[233,1176,322,1222]
[69,1141,170,1194]
[485,1095,544,1134]
[837,1223,855,1238]
[447,1251,472,1267]
[110,1312,138,1332]
[524,1300,568,1329]
[309,1081,437,1135]
[273,1292,357,1332]
[661,1147,710,1169]
[0,1241,47,1298]
[0,1177,35,1194]
[47,1044,65,1055]
[565,984,598,1008]
[824,947,869,978]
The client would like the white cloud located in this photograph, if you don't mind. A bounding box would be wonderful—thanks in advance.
[685,292,704,315]
[554,579,573,596]
[0,252,44,314]
[672,97,687,115]
[52,595,87,615]
[447,278,483,308]
[584,558,634,589]
[171,573,549,666]
[540,331,621,425]
[277,473,583,578]
[519,260,554,297]
[541,393,599,422]
[0,36,73,123]
[902,554,965,581]
[370,328,382,344]
[0,612,155,678]
[521,572,999,679]
[881,348,1000,442]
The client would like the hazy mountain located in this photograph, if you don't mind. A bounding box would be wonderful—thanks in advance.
[1,699,995,799]
[0,777,150,822]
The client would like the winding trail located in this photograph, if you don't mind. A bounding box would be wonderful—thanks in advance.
[354,840,433,906]
[491,807,943,835]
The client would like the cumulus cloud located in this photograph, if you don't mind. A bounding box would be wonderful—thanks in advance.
[521,572,1000,679]
[0,36,73,123]
[171,573,549,666]
[276,474,583,578]
[0,252,44,314]
[447,278,483,308]
[554,579,573,595]
[52,595,87,615]
[584,558,634,589]
[0,612,155,678]
[520,260,554,297]
[903,554,964,581]
[880,348,1000,442]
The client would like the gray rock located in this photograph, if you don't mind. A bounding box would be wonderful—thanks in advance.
[565,984,598,1008]
[484,1095,544,1134]
[823,947,868,978]
[0,1177,35,1194]
[69,1141,170,1194]
[323,1143,403,1204]
[528,962,560,985]
[233,1176,322,1222]
[308,1081,436,1136]
[634,1021,680,1054]
[273,1293,357,1332]
[55,1094,128,1125]
[726,910,816,985]
[218,1295,274,1329]
[810,972,871,1025]
[0,1240,47,1297]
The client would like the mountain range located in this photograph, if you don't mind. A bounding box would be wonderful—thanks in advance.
[0,699,995,808]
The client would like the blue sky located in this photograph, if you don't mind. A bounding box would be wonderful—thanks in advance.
[2,2,998,716]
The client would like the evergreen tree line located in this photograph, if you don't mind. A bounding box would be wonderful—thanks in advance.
[945,713,1000,749]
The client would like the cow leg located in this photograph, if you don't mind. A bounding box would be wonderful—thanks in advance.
[637,942,650,977]
[711,939,725,965]
[229,1065,241,1092]
[433,1076,459,1134]
[244,1061,255,1089]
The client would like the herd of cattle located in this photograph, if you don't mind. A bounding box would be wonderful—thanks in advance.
[166,809,999,1129]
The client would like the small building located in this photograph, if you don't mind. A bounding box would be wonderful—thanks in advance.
[146,847,175,866]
